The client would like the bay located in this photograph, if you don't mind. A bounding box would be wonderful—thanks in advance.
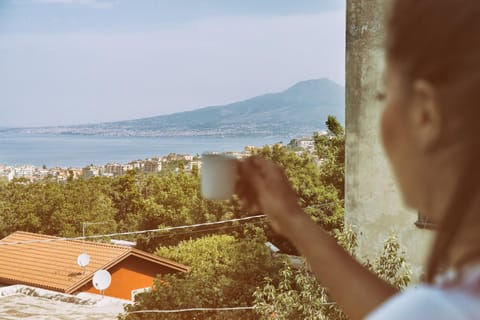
[0,133,287,168]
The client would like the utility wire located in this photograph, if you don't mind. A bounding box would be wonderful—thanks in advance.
[0,201,339,247]
[126,306,256,314]
[0,215,266,246]
[124,302,338,315]
[146,220,267,239]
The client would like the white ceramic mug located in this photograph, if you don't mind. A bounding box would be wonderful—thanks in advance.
[201,153,238,200]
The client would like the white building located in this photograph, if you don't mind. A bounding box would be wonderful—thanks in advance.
[0,166,15,181]
[104,163,124,176]
[81,166,100,178]
[185,160,201,173]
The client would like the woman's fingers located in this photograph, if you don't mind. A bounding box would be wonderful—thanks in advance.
[236,157,268,212]
[236,156,289,212]
[235,156,304,237]
[236,159,260,212]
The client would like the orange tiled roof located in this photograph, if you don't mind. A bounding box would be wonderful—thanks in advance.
[0,231,188,293]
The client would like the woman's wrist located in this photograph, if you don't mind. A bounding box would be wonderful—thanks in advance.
[280,206,311,242]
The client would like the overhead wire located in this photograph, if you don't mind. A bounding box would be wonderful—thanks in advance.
[126,306,256,314]
[146,220,267,239]
[124,302,338,315]
[0,200,339,247]
[0,215,267,246]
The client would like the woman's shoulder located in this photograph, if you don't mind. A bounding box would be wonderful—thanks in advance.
[366,284,480,320]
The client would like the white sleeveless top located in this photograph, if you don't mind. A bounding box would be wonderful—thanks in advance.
[366,268,480,319]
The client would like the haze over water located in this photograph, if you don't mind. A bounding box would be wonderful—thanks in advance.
[0,133,286,168]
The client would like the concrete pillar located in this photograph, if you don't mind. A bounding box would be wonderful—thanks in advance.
[345,0,432,279]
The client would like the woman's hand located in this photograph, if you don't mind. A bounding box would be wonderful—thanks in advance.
[237,156,397,320]
[236,156,304,238]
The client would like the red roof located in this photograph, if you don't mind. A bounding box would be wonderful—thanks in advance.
[0,231,188,293]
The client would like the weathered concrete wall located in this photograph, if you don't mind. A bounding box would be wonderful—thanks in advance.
[345,0,432,280]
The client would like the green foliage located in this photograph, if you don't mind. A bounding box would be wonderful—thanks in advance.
[156,234,238,275]
[161,159,188,174]
[122,232,283,320]
[364,235,411,290]
[253,229,411,320]
[0,168,238,246]
[326,115,344,136]
[254,262,338,320]
[109,170,145,231]
[133,171,236,251]
[0,176,8,187]
[313,116,345,199]
[0,177,116,237]
[253,141,344,255]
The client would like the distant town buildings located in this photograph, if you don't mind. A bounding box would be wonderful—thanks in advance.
[104,163,123,177]
[0,164,82,183]
[0,134,325,183]
[291,137,316,151]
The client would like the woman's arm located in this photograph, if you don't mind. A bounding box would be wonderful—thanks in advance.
[237,156,398,320]
[287,212,397,319]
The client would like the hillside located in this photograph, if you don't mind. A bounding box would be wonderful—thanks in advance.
[7,78,344,137]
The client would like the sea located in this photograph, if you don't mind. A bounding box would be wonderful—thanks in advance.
[0,133,288,168]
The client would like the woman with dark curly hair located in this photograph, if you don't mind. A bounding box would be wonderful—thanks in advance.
[238,1,480,318]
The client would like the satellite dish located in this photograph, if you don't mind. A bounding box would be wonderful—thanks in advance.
[92,270,112,291]
[77,253,90,267]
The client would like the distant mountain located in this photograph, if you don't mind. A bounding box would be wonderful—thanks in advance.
[6,78,344,137]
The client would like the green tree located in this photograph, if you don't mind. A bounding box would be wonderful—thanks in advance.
[49,178,117,237]
[0,178,45,236]
[0,177,116,237]
[254,262,340,320]
[326,115,344,136]
[252,143,344,254]
[109,170,145,231]
[134,171,235,251]
[161,159,189,175]
[253,229,411,320]
[0,176,9,187]
[121,230,283,320]
[364,234,411,290]
[255,144,343,229]
[314,116,345,199]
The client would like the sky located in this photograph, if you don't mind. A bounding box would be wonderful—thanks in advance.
[0,0,346,127]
